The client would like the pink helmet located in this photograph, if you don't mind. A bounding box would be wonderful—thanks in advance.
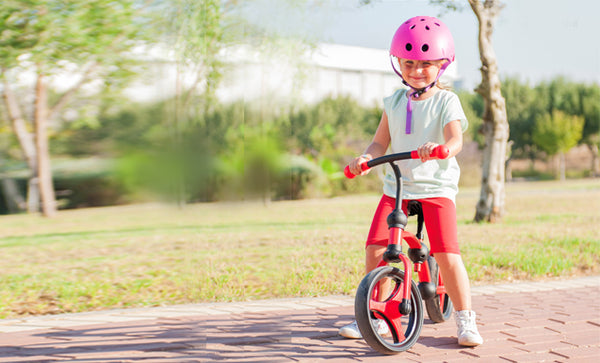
[390,16,455,63]
[389,16,455,135]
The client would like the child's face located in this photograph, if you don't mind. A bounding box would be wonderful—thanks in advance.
[399,58,445,89]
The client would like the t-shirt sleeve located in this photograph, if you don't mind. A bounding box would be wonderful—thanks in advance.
[441,93,468,133]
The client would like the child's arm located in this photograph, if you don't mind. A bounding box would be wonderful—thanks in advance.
[417,120,463,161]
[348,111,391,175]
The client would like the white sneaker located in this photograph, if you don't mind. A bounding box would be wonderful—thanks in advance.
[455,310,483,346]
[338,320,390,339]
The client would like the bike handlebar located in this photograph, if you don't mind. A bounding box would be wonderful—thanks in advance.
[344,145,450,179]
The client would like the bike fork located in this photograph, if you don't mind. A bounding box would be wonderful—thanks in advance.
[381,226,413,315]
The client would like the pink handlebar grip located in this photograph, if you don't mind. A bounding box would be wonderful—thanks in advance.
[343,165,356,179]
[344,162,370,179]
[410,145,449,160]
[431,145,450,159]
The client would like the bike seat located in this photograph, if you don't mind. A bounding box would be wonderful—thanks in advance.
[407,201,423,217]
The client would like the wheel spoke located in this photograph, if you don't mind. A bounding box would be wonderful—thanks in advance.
[356,266,424,354]
[369,279,407,341]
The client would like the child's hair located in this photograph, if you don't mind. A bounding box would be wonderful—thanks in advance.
[437,80,452,91]
[436,60,452,90]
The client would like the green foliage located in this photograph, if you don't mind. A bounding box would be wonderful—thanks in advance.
[533,78,599,150]
[579,84,600,146]
[66,95,382,203]
[500,77,538,157]
[54,174,127,209]
[217,124,286,200]
[41,76,600,207]
[155,0,225,107]
[289,96,372,155]
[0,0,154,216]
[0,0,145,73]
[494,77,600,160]
[533,110,584,156]
[52,101,168,157]
[457,91,484,146]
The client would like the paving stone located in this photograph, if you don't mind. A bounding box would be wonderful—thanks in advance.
[0,277,597,361]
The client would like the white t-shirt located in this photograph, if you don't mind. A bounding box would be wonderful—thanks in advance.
[382,88,468,202]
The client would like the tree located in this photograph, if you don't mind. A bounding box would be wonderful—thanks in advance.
[148,0,317,204]
[534,78,600,177]
[532,110,584,180]
[468,0,509,223]
[147,0,226,205]
[577,84,600,176]
[501,77,537,157]
[0,0,147,216]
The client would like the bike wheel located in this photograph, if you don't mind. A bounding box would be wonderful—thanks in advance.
[354,266,424,354]
[424,256,453,323]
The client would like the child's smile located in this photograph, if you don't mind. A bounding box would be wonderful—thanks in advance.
[400,59,444,91]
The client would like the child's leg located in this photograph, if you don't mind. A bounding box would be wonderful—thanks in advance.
[339,195,390,339]
[422,198,482,346]
[365,194,395,274]
[366,245,386,273]
[432,252,471,311]
[434,252,482,346]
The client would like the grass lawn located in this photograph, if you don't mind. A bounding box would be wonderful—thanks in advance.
[0,179,598,318]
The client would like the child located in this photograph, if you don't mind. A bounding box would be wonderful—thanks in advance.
[339,16,483,347]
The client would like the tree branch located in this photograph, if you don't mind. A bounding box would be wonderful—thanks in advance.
[1,69,37,170]
[48,61,99,122]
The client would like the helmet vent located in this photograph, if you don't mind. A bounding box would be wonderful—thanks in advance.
[389,16,455,63]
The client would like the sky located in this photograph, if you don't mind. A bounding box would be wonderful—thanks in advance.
[244,0,600,90]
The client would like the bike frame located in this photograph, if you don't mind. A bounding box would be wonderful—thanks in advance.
[345,146,449,321]
[374,162,437,317]
[345,145,453,353]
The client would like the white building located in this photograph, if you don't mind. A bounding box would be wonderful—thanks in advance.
[124,43,460,107]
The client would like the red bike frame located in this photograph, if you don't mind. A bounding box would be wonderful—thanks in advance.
[345,145,450,330]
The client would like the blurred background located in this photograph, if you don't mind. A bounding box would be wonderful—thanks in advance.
[0,0,598,216]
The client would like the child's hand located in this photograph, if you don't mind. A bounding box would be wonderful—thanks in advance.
[417,142,440,162]
[349,154,372,176]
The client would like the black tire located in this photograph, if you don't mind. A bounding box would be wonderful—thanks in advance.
[354,266,424,354]
[424,256,453,323]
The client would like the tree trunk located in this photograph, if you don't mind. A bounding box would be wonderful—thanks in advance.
[558,152,566,181]
[1,178,26,213]
[3,63,92,216]
[469,0,510,223]
[505,140,514,182]
[587,143,600,177]
[34,73,57,217]
[1,73,40,213]
[505,158,512,182]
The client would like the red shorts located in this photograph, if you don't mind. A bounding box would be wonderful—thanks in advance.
[365,195,460,255]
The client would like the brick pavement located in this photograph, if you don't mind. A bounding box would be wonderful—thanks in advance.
[0,276,598,362]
